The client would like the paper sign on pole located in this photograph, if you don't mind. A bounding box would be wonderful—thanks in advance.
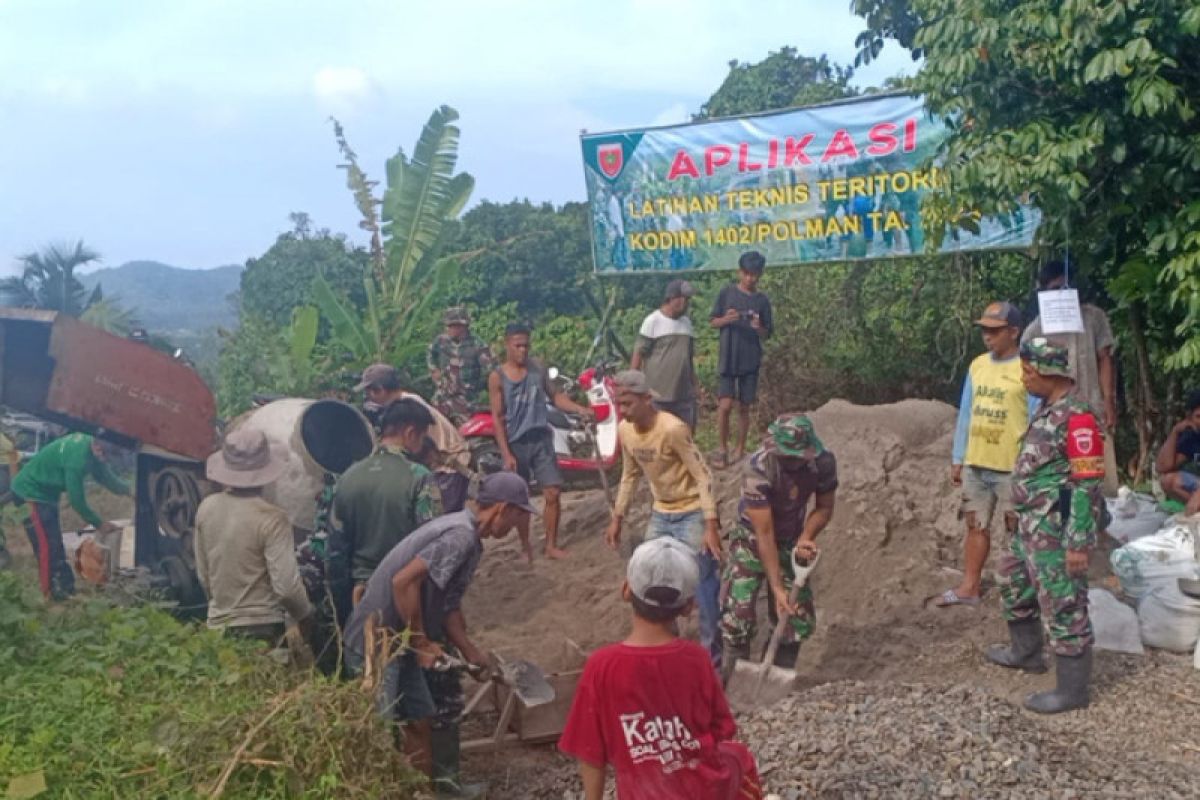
[1037,289,1085,334]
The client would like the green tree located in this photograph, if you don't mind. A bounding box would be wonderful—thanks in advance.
[698,47,855,119]
[1,241,103,315]
[240,214,369,328]
[854,0,1200,476]
[446,200,595,317]
[313,106,474,381]
[1,240,142,335]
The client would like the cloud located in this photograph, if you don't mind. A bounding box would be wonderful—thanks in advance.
[312,66,373,113]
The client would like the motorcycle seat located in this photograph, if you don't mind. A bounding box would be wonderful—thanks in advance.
[546,406,574,429]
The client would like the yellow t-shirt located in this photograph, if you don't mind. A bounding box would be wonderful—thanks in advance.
[615,411,717,519]
[962,352,1031,472]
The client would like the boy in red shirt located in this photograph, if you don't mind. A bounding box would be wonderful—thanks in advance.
[559,538,762,800]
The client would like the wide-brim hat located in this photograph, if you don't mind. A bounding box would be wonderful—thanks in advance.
[206,427,287,488]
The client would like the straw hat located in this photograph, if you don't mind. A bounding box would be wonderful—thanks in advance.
[206,428,286,488]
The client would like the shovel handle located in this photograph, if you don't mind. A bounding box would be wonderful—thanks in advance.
[760,549,820,671]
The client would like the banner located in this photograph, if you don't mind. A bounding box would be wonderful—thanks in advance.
[580,94,1039,274]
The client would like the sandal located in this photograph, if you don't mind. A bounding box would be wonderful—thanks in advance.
[932,588,981,608]
[711,449,729,469]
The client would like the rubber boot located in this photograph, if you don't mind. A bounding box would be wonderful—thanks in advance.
[721,643,750,686]
[985,620,1048,673]
[1024,650,1091,714]
[431,725,487,799]
[771,642,800,670]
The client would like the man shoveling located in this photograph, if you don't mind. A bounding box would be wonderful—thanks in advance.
[343,472,536,796]
[720,414,837,682]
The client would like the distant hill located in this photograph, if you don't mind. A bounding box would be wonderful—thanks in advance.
[80,261,242,333]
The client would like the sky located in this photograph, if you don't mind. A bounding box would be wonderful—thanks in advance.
[0,0,914,272]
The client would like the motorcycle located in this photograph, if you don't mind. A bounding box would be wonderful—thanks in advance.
[459,361,621,484]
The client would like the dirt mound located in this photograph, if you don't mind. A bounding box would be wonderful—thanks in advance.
[465,397,963,674]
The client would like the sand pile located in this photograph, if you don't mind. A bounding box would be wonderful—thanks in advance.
[464,398,965,674]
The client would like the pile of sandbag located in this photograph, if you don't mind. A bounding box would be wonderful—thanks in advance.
[1105,487,1169,545]
[1111,519,1200,654]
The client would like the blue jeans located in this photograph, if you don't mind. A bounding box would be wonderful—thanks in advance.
[645,509,722,667]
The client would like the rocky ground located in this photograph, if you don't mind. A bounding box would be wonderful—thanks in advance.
[459,399,1200,798]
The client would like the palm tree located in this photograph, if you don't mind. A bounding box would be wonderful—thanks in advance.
[1,240,102,315]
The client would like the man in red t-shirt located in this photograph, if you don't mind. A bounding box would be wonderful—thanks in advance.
[558,538,762,800]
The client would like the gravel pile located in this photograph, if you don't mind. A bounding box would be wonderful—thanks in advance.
[740,681,1196,799]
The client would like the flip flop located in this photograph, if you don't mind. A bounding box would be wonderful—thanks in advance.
[711,449,729,469]
[932,589,981,608]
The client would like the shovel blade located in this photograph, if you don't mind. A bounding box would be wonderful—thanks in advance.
[502,659,556,707]
[725,662,797,712]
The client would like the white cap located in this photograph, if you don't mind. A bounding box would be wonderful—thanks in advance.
[627,538,699,608]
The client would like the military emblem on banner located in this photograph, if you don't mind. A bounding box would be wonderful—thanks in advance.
[598,143,623,178]
[582,132,643,185]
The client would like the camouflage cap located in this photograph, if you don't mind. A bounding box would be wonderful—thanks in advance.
[1020,337,1073,379]
[766,413,824,458]
[443,306,470,325]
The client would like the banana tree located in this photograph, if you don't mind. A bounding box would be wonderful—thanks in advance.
[316,106,474,374]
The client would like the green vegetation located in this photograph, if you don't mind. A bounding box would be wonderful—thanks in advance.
[855,0,1200,477]
[0,573,421,799]
[0,241,141,336]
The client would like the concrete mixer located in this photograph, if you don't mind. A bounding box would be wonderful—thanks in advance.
[227,398,376,533]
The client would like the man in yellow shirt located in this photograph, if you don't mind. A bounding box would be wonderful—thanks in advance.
[938,301,1039,607]
[604,370,722,665]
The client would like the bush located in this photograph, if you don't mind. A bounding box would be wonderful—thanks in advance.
[0,574,424,799]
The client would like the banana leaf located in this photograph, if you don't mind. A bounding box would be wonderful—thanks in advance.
[312,272,375,362]
[381,105,471,301]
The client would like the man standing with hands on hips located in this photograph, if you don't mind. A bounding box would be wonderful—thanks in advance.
[710,250,773,467]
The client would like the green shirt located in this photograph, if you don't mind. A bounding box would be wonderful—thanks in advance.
[332,445,440,584]
[11,433,131,526]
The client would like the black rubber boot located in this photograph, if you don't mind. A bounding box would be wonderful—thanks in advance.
[771,642,800,670]
[985,620,1048,673]
[431,725,487,799]
[721,643,750,686]
[1025,650,1092,714]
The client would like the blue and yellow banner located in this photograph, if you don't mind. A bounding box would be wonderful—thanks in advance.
[580,94,1039,274]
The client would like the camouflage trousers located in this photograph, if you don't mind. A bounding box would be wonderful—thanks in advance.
[720,524,816,650]
[997,516,1093,657]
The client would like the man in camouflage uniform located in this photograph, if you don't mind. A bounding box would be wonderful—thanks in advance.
[720,414,838,681]
[987,338,1107,714]
[329,399,442,617]
[428,307,495,425]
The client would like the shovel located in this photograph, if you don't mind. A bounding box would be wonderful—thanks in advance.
[437,652,556,710]
[725,548,820,712]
